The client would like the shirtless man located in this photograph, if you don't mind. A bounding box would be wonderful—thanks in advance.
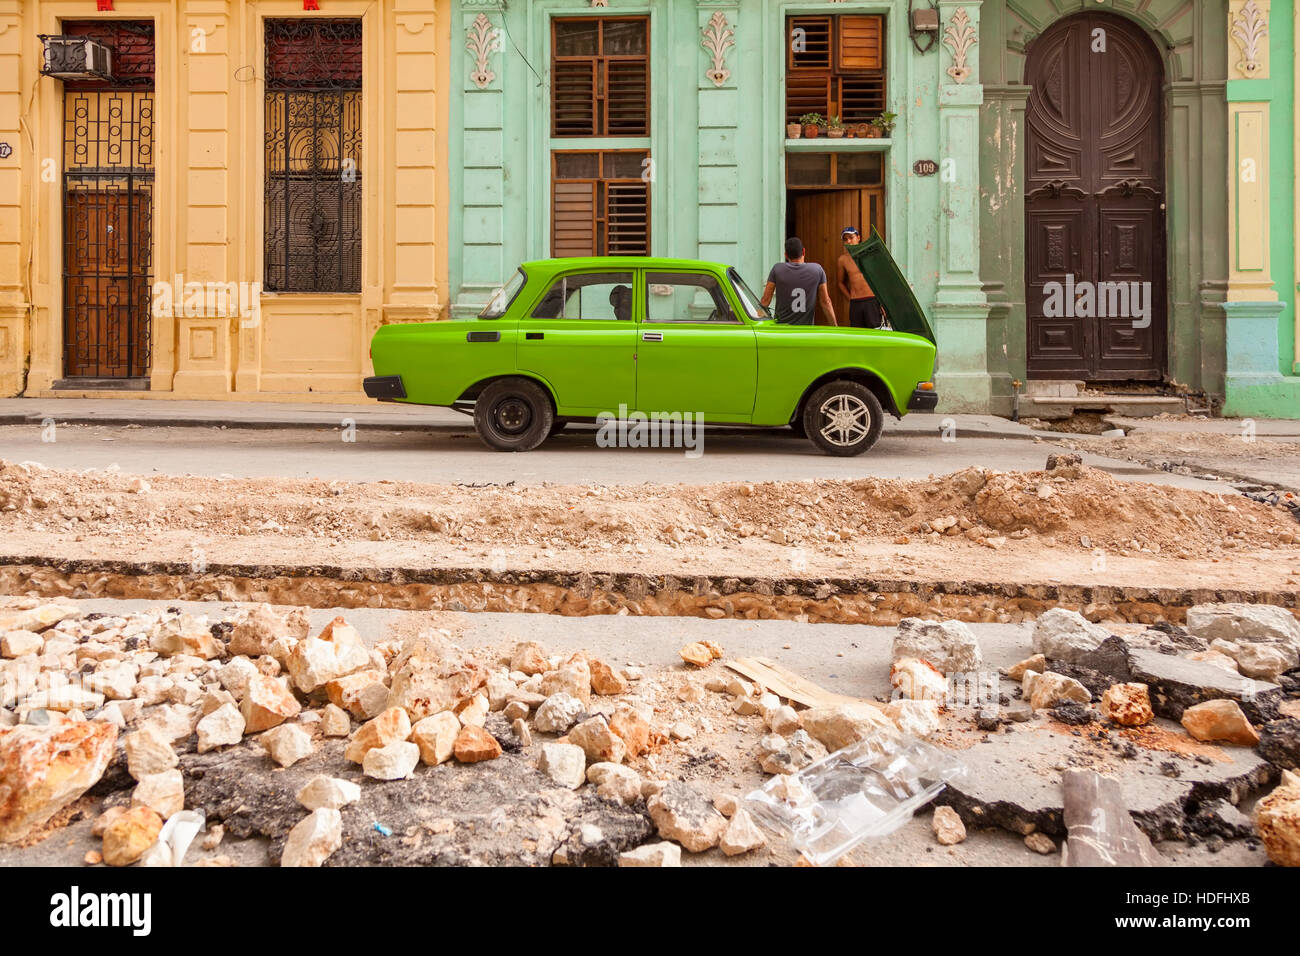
[836,227,885,329]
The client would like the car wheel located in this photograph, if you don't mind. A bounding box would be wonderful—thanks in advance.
[474,377,555,452]
[801,381,884,457]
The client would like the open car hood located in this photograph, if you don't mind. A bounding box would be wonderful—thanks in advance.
[846,229,935,344]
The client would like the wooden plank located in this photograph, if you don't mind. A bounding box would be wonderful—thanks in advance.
[723,656,866,709]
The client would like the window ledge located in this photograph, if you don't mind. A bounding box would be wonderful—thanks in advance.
[784,138,892,151]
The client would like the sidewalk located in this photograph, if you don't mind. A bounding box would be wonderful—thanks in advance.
[0,398,1038,438]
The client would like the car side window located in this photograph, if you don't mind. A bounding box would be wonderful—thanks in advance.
[643,272,739,324]
[530,272,635,320]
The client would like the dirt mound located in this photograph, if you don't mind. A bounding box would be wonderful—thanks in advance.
[0,459,1295,564]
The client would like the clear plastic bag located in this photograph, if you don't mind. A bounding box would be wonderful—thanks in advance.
[743,728,966,866]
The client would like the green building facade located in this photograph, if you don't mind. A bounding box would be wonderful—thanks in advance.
[448,0,1298,417]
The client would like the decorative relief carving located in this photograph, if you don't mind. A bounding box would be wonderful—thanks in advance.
[700,11,734,87]
[466,13,499,89]
[943,7,977,84]
[1229,0,1268,77]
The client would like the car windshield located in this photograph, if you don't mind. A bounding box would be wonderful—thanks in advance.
[728,268,771,320]
[478,268,527,319]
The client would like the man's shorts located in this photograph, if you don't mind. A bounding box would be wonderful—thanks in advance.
[849,297,885,329]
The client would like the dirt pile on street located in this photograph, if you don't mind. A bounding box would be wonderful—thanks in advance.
[0,457,1294,563]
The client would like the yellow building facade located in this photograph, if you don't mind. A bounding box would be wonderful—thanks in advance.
[0,0,450,400]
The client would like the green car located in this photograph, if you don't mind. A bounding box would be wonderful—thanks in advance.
[365,233,937,456]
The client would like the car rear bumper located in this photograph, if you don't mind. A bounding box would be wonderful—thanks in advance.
[363,375,407,400]
[907,387,938,412]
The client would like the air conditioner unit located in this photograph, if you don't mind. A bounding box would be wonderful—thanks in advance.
[38,36,113,81]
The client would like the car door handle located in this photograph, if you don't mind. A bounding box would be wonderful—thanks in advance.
[642,332,663,342]
[525,332,544,340]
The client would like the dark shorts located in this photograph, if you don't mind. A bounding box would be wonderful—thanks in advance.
[849,297,884,329]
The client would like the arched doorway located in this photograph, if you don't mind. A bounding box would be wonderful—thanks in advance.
[1023,13,1166,381]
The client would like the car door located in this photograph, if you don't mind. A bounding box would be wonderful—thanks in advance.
[633,269,757,420]
[515,269,638,416]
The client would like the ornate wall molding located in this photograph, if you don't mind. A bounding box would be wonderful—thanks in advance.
[701,11,734,87]
[943,7,977,84]
[1229,0,1269,78]
[466,13,499,90]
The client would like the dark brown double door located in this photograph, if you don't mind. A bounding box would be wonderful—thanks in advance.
[1024,13,1166,380]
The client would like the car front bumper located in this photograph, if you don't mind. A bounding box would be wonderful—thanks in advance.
[363,375,407,400]
[907,387,938,412]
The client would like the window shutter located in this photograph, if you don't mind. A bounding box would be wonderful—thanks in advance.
[553,60,597,136]
[786,74,831,124]
[838,16,883,71]
[552,180,597,257]
[605,58,649,135]
[605,181,649,255]
[788,17,831,69]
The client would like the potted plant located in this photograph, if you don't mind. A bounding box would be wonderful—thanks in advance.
[855,122,871,138]
[826,115,845,139]
[787,120,802,139]
[871,111,897,138]
[799,113,823,139]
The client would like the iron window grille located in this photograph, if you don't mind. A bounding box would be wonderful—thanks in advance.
[264,18,363,293]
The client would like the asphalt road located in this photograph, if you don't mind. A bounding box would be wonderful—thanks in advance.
[0,420,1234,490]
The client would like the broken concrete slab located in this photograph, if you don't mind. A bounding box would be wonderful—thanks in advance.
[935,717,1273,841]
[1128,647,1282,723]
[1061,769,1162,866]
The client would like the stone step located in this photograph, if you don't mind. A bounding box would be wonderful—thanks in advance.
[1018,395,1187,419]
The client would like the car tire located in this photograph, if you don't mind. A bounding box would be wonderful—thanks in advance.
[474,377,555,452]
[801,381,884,457]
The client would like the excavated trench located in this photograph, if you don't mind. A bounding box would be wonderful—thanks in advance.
[2,557,1296,627]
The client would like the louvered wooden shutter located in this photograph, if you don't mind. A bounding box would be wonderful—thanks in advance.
[553,181,597,257]
[605,59,649,135]
[606,181,649,255]
[553,61,597,136]
[788,17,831,69]
[838,16,882,70]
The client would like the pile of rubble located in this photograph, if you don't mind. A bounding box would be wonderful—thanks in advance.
[2,597,1298,867]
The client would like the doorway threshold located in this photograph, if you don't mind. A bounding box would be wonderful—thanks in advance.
[51,378,151,392]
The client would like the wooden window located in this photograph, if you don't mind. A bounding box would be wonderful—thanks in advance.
[552,151,649,257]
[785,15,885,125]
[552,18,649,137]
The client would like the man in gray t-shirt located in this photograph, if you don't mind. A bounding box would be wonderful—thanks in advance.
[760,237,838,325]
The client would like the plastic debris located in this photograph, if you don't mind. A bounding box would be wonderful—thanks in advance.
[372,822,392,837]
[743,727,966,866]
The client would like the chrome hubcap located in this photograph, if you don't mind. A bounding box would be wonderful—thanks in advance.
[818,394,871,446]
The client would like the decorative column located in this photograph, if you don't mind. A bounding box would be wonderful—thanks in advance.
[696,4,740,266]
[1222,0,1293,414]
[174,0,235,394]
[933,2,992,412]
[0,1,24,395]
[451,2,506,316]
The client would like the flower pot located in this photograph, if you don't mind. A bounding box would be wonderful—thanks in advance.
[855,123,871,138]
[864,126,882,139]
[804,125,821,138]
[828,128,845,138]
[787,123,801,139]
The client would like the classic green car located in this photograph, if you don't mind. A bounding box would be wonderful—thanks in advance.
[365,234,937,456]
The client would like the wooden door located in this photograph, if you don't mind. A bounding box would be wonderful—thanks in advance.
[63,188,151,377]
[792,188,881,325]
[1024,13,1166,380]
